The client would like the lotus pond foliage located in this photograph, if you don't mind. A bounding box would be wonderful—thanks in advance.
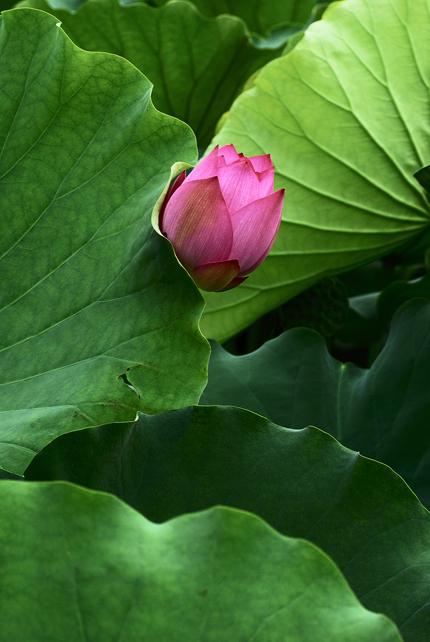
[0,0,429,640]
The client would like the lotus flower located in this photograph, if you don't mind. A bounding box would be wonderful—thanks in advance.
[160,144,285,292]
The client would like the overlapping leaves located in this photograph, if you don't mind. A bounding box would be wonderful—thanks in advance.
[17,0,287,147]
[0,8,208,475]
[1,4,428,642]
[202,299,430,508]
[152,0,317,36]
[26,404,429,641]
[202,0,430,341]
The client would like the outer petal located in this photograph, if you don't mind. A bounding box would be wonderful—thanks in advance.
[218,276,248,292]
[184,145,220,182]
[162,176,233,268]
[256,167,275,197]
[159,170,186,230]
[218,144,241,165]
[229,189,285,275]
[190,259,241,292]
[217,160,262,214]
[249,154,273,173]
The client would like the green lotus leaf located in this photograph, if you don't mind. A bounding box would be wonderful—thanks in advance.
[17,0,286,148]
[0,480,405,641]
[0,8,209,476]
[201,0,430,342]
[201,299,430,508]
[26,405,430,641]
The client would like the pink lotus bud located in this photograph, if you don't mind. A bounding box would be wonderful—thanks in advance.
[160,145,285,292]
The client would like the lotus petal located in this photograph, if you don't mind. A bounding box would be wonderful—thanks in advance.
[230,189,285,274]
[217,160,262,214]
[249,154,273,173]
[191,259,241,292]
[185,145,220,182]
[218,276,248,291]
[159,170,186,229]
[256,167,275,197]
[218,144,242,165]
[162,176,233,267]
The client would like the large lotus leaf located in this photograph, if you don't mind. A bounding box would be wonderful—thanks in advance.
[201,298,430,508]
[0,481,402,642]
[200,0,430,342]
[17,0,285,148]
[26,406,429,641]
[0,8,209,476]
[150,0,317,36]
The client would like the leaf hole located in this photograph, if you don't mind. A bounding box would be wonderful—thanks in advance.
[119,372,141,399]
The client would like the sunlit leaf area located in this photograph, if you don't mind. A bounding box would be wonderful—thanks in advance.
[1,0,429,638]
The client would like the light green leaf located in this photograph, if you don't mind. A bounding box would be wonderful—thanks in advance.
[26,406,429,641]
[201,299,430,508]
[201,0,430,342]
[17,0,285,148]
[0,481,403,641]
[0,8,208,476]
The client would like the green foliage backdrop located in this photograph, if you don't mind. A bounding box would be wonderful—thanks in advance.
[202,0,430,341]
[18,0,287,147]
[26,405,429,640]
[1,0,430,639]
[150,0,316,36]
[202,299,430,508]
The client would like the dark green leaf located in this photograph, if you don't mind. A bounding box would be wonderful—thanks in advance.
[0,8,209,475]
[377,271,430,325]
[202,299,430,508]
[18,0,285,147]
[26,406,428,640]
[0,0,16,10]
[415,164,430,194]
[173,0,316,36]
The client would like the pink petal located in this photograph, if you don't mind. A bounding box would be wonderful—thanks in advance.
[185,146,220,182]
[159,170,186,230]
[218,144,241,165]
[218,276,248,292]
[190,259,241,292]
[217,160,262,214]
[168,170,187,197]
[248,154,273,173]
[162,176,233,268]
[229,189,285,274]
[256,167,275,197]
